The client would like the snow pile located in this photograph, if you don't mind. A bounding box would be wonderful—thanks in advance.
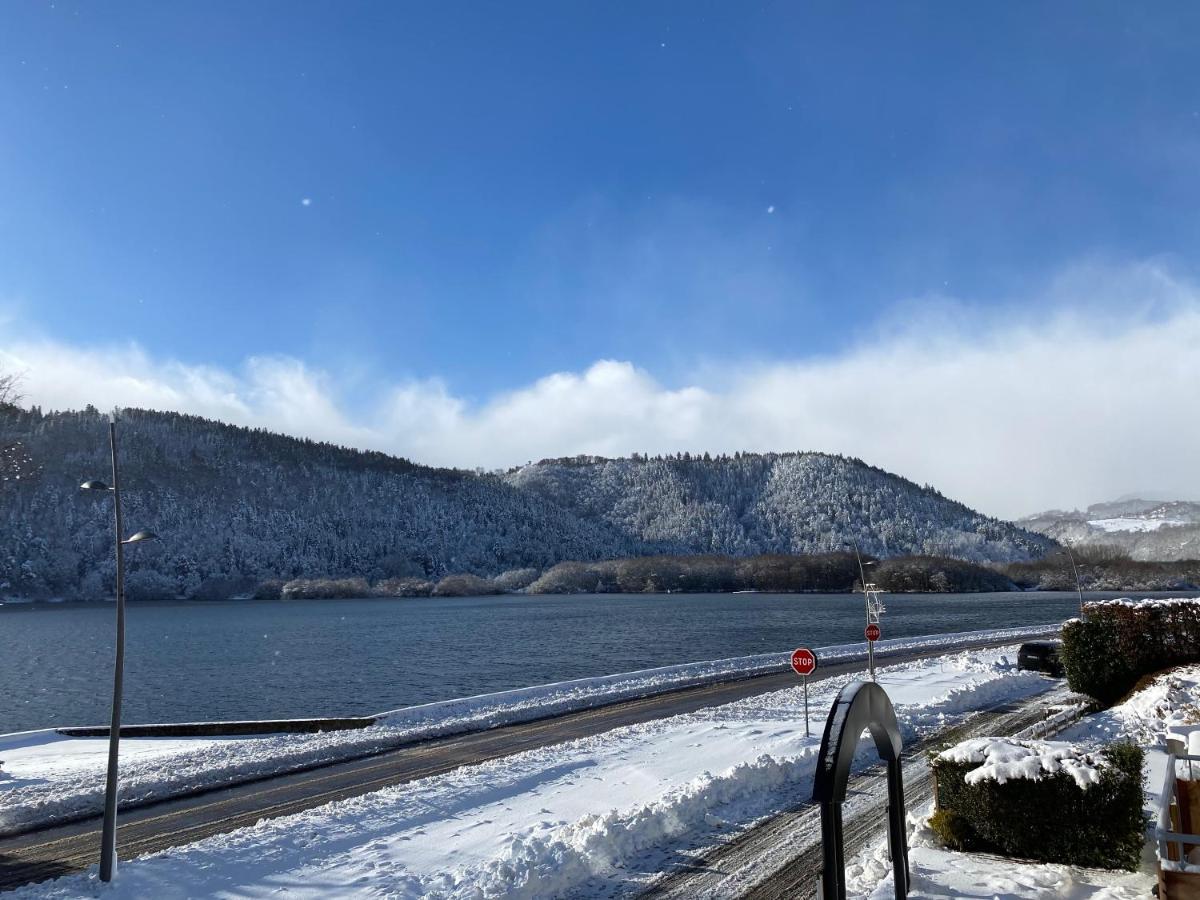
[0,625,1056,836]
[937,737,1104,789]
[1057,662,1200,750]
[456,752,817,897]
[17,647,1052,899]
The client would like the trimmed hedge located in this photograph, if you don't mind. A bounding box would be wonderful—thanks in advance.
[931,741,1144,870]
[1063,598,1200,705]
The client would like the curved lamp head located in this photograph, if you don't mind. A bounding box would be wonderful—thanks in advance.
[80,480,112,492]
[122,530,159,545]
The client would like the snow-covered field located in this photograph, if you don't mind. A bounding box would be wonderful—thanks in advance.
[855,655,1200,898]
[11,645,1053,899]
[1090,516,1189,533]
[0,625,1055,837]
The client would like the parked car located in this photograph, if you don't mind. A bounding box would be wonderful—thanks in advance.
[1018,640,1065,677]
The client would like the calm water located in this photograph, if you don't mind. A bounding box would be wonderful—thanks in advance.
[2,590,1189,733]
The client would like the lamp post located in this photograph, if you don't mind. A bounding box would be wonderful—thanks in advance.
[81,418,158,882]
[848,540,881,681]
[1064,544,1085,617]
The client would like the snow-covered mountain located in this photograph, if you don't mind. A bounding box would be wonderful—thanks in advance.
[1020,498,1200,560]
[0,406,1055,599]
[505,453,1053,563]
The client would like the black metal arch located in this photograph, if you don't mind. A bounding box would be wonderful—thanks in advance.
[812,680,909,899]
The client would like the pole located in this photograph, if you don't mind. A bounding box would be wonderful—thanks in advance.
[1066,545,1084,617]
[99,420,124,882]
[850,540,875,681]
[804,676,810,737]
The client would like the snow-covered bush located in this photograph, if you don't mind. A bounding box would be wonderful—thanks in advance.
[930,738,1143,869]
[1062,597,1200,704]
[431,574,500,597]
[373,577,434,597]
[490,568,540,592]
[280,577,370,600]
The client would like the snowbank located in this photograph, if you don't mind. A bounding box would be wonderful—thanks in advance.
[0,624,1057,837]
[936,737,1105,790]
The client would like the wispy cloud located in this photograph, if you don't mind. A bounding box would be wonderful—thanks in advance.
[2,262,1197,519]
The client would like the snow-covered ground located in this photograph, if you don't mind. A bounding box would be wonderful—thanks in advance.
[0,624,1055,837]
[11,645,1053,899]
[855,655,1200,898]
[852,810,1154,899]
[1089,516,1190,533]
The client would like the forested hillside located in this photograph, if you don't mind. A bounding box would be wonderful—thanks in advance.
[0,406,1055,600]
[506,454,1054,562]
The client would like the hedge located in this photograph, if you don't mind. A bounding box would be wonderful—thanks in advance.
[931,740,1144,870]
[1062,598,1200,705]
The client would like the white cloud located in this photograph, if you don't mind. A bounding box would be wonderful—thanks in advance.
[3,263,1198,520]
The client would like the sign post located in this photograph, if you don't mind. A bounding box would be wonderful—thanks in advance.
[790,648,818,736]
[865,623,881,681]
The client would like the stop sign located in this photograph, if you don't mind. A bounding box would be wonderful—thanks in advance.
[791,647,817,676]
[865,623,881,642]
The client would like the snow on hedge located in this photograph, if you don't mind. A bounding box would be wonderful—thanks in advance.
[1085,596,1200,612]
[936,737,1104,790]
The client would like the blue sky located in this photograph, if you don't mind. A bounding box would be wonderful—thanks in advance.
[3,2,1200,514]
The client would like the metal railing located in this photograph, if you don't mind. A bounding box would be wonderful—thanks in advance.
[1157,751,1200,866]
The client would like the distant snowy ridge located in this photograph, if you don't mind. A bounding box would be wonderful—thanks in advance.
[1022,496,1200,561]
[0,625,1058,836]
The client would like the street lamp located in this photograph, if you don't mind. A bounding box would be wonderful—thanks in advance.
[848,540,883,681]
[1063,544,1085,617]
[81,418,158,882]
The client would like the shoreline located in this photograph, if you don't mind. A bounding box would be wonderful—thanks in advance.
[5,587,1200,608]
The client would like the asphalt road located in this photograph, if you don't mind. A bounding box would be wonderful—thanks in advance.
[0,634,1050,893]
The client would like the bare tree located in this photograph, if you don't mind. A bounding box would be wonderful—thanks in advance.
[0,370,23,409]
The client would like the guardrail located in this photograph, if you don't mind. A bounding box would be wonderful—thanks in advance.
[57,717,377,738]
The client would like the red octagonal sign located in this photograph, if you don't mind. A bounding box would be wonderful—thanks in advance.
[865,623,881,642]
[790,647,817,677]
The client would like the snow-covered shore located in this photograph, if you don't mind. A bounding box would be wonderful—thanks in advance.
[0,624,1056,837]
[12,645,1053,898]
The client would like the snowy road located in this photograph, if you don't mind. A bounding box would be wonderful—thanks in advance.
[3,639,1058,897]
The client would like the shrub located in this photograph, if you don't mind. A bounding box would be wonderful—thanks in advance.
[872,555,1015,593]
[526,561,619,594]
[254,579,284,601]
[280,577,371,600]
[491,568,541,592]
[931,738,1144,870]
[928,809,970,851]
[123,569,179,601]
[1063,598,1200,704]
[373,577,434,597]
[431,573,500,597]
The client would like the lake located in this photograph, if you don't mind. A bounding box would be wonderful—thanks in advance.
[1,590,1187,733]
